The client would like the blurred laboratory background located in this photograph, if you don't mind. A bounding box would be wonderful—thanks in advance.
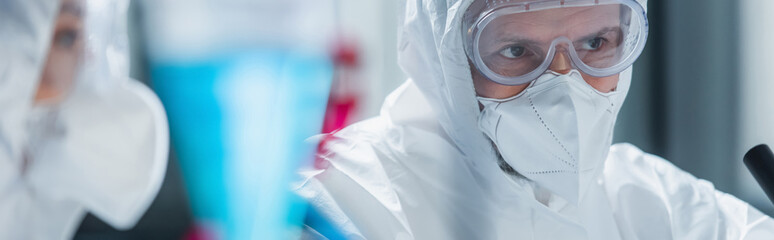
[73,0,774,238]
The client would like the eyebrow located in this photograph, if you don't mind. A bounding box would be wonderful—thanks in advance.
[575,26,621,42]
[495,26,620,46]
[485,36,544,57]
[60,2,83,17]
[494,36,542,47]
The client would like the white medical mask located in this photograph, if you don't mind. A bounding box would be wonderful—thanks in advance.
[477,70,625,204]
[19,83,170,229]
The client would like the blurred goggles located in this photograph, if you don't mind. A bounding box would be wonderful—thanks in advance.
[464,0,648,85]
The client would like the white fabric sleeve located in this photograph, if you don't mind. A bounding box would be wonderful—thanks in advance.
[652,156,774,240]
[295,134,414,240]
[714,189,774,239]
[296,169,367,239]
[607,143,774,240]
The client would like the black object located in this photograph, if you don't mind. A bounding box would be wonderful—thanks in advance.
[744,144,774,205]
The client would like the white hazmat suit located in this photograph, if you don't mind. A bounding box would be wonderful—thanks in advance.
[0,0,169,239]
[296,0,774,239]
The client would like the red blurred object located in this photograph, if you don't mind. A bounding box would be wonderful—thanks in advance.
[183,224,217,240]
[322,37,361,134]
[333,38,359,68]
[321,95,358,134]
[316,37,363,169]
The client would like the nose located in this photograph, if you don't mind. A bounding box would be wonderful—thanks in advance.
[549,51,572,74]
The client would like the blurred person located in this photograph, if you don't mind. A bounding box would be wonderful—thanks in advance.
[0,0,168,239]
[297,0,774,239]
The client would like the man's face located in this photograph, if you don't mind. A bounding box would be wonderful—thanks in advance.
[35,0,84,104]
[471,5,622,99]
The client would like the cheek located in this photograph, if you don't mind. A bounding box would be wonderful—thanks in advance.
[471,64,529,99]
[470,63,620,98]
[582,73,619,93]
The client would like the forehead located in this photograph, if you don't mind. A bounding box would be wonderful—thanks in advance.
[465,0,623,22]
[481,5,621,41]
[490,5,620,27]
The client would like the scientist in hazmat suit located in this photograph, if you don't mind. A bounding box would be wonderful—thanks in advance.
[0,0,168,239]
[297,0,774,239]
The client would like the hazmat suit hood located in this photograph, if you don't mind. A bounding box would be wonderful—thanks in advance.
[0,0,169,239]
[0,0,58,176]
[394,0,643,196]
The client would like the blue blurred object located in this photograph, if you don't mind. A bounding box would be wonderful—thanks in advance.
[151,49,332,239]
[141,0,337,238]
[304,206,348,240]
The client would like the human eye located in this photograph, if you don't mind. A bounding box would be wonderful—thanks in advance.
[581,37,608,51]
[53,29,79,49]
[499,45,529,59]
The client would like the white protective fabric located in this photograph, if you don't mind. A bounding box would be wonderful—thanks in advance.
[296,0,774,239]
[477,70,627,205]
[0,0,169,239]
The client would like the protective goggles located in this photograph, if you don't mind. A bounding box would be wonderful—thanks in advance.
[463,0,648,85]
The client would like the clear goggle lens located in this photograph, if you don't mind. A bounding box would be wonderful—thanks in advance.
[466,0,648,85]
